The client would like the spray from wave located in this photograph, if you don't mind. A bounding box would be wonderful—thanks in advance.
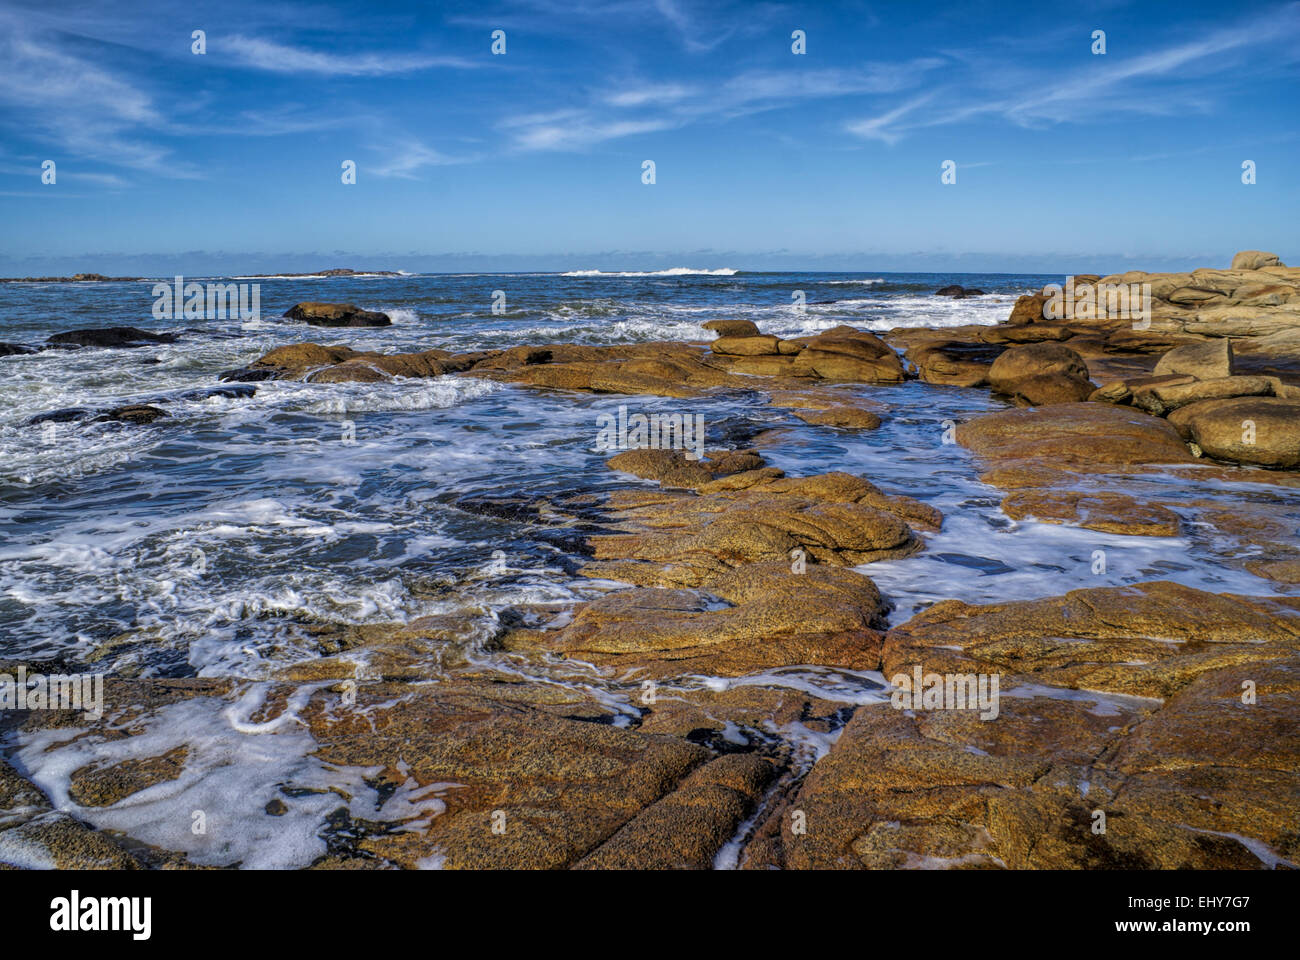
[561,268,739,277]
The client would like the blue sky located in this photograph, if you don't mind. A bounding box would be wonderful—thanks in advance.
[1,0,1297,275]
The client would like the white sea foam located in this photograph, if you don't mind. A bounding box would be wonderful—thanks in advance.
[7,682,455,869]
[385,308,419,325]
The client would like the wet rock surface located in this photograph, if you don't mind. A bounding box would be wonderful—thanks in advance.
[742,583,1300,870]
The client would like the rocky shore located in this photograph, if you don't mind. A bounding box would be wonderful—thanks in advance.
[2,251,1297,870]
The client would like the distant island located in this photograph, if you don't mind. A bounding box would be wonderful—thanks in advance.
[236,268,403,278]
[0,273,144,283]
[0,268,401,283]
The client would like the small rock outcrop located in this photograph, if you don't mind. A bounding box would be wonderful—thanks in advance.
[284,302,392,327]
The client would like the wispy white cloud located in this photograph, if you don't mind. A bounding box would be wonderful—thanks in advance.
[845,94,938,145]
[223,35,480,75]
[233,106,352,137]
[845,7,1300,144]
[513,118,674,151]
[368,140,463,178]
[504,61,945,151]
[452,0,781,54]
[652,0,735,53]
[605,84,695,107]
[0,12,198,178]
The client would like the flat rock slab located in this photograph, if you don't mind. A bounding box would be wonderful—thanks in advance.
[957,402,1194,467]
[741,581,1300,870]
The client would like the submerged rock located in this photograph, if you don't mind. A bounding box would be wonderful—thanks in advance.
[218,367,279,383]
[768,387,886,430]
[27,408,90,426]
[1000,489,1180,537]
[99,405,169,425]
[69,746,189,808]
[46,327,178,349]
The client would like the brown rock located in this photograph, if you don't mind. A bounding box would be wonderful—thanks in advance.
[702,319,760,338]
[1131,375,1276,416]
[983,322,1075,344]
[582,469,935,588]
[284,302,391,327]
[792,333,906,382]
[710,335,783,356]
[305,683,712,869]
[728,355,805,377]
[575,754,775,868]
[1153,338,1234,380]
[746,582,1300,870]
[586,497,919,586]
[306,359,391,383]
[528,562,888,677]
[988,343,1090,395]
[788,406,882,429]
[1006,372,1096,407]
[1230,251,1283,271]
[1167,396,1300,467]
[252,343,358,378]
[880,582,1299,696]
[1008,293,1050,325]
[605,448,760,490]
[909,340,1003,388]
[957,403,1194,468]
[1246,558,1300,584]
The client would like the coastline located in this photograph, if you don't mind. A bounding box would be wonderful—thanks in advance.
[0,252,1297,870]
